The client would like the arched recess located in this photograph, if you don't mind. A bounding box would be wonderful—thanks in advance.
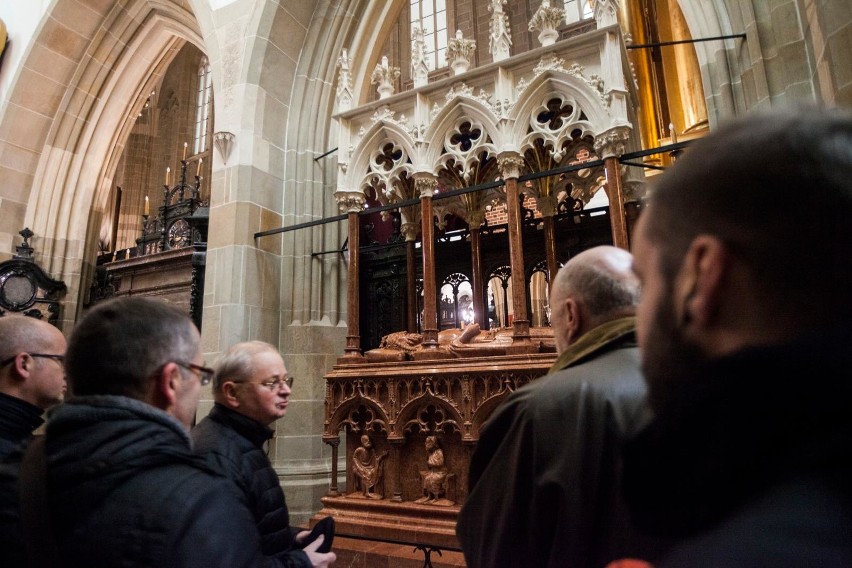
[423,97,501,171]
[3,0,206,325]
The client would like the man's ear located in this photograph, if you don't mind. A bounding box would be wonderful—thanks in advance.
[220,381,241,408]
[151,362,181,411]
[563,297,582,345]
[677,235,728,330]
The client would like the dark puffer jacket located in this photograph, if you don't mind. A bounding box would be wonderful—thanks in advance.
[0,392,43,460]
[192,403,308,565]
[0,395,298,568]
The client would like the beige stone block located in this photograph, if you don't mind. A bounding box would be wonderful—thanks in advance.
[50,0,103,39]
[261,97,289,148]
[253,39,296,106]
[280,2,316,29]
[38,18,89,60]
[0,105,51,153]
[258,208,283,255]
[0,200,27,235]
[820,1,852,35]
[218,303,253,349]
[248,306,280,343]
[828,27,852,89]
[770,1,803,46]
[209,245,242,305]
[8,68,66,119]
[779,40,811,84]
[201,304,222,353]
[24,43,77,88]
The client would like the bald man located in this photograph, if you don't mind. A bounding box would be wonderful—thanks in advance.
[457,246,660,568]
[0,315,67,458]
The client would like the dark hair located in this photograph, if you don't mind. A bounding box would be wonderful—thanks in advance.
[643,106,852,324]
[66,297,198,398]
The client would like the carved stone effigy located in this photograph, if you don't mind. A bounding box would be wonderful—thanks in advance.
[364,323,555,362]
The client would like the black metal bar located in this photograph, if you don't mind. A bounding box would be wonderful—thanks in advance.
[620,159,667,171]
[254,141,694,240]
[626,33,746,50]
[313,147,339,161]
[254,213,347,239]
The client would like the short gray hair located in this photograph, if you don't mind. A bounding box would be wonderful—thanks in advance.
[212,341,279,391]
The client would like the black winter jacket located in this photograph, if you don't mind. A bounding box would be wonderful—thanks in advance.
[0,395,296,568]
[623,323,852,567]
[0,392,43,460]
[192,404,308,565]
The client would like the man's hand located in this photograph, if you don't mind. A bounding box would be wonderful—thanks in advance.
[303,535,336,567]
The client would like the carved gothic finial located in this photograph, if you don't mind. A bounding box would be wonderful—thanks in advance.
[594,0,619,28]
[446,30,476,76]
[337,48,354,111]
[411,25,429,88]
[213,131,235,164]
[371,56,400,100]
[488,0,512,62]
[529,0,565,47]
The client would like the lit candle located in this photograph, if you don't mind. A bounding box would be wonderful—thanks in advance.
[144,195,150,216]
[196,157,203,176]
[165,166,171,185]
[670,123,677,144]
[183,142,188,161]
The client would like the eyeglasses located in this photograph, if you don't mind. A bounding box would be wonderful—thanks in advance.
[236,376,294,391]
[175,361,214,386]
[0,353,65,367]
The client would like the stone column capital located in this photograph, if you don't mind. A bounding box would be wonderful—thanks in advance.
[497,151,525,180]
[414,174,438,198]
[335,190,366,213]
[593,126,632,159]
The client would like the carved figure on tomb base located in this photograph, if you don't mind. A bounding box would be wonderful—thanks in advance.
[416,436,454,506]
[351,434,388,499]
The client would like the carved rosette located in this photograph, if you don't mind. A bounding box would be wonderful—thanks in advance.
[497,152,525,180]
[529,0,565,47]
[446,30,476,76]
[488,0,512,62]
[371,56,400,100]
[593,126,632,159]
[337,48,354,111]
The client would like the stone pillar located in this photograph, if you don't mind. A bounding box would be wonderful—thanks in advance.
[595,128,632,250]
[497,152,530,343]
[415,175,439,348]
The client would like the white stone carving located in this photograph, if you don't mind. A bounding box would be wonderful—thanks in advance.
[411,25,429,88]
[529,0,565,47]
[371,56,400,100]
[213,131,235,164]
[488,0,512,62]
[593,126,632,159]
[337,48,354,111]
[438,118,497,184]
[594,0,619,28]
[446,30,476,76]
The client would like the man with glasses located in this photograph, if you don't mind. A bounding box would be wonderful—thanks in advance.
[192,341,334,566]
[0,297,335,568]
[0,315,67,459]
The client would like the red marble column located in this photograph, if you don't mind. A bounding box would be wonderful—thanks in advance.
[402,221,419,333]
[469,221,485,328]
[537,195,559,284]
[342,205,364,360]
[604,156,629,250]
[498,153,530,342]
[416,176,439,348]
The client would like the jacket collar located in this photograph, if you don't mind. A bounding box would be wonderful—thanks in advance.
[208,403,274,448]
[548,316,637,374]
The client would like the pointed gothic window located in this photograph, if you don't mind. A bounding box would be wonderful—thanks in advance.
[564,0,594,25]
[410,0,448,71]
[193,57,213,155]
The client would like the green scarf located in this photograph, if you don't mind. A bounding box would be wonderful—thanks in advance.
[547,316,637,375]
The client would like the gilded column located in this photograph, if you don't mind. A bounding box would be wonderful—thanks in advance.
[595,128,632,250]
[497,152,530,343]
[416,175,439,348]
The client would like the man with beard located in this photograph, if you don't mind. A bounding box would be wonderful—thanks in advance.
[625,107,852,566]
[457,246,659,568]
